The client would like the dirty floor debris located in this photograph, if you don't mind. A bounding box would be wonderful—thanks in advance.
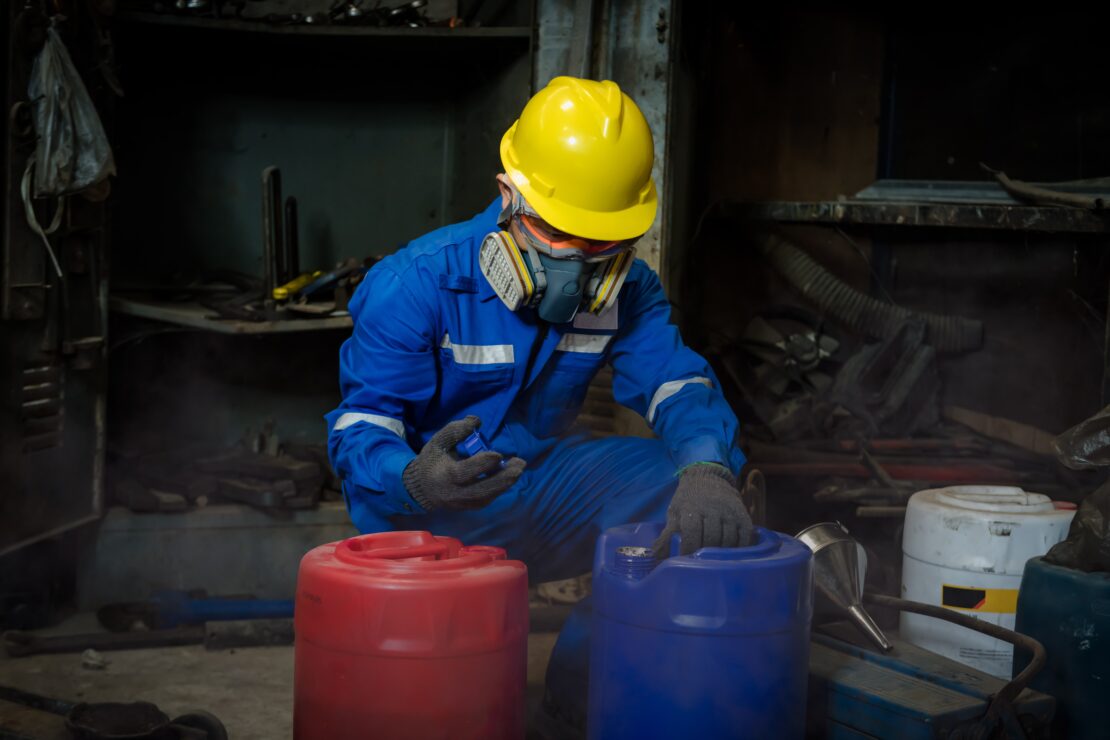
[0,627,559,740]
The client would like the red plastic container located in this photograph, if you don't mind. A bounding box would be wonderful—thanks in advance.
[293,531,529,740]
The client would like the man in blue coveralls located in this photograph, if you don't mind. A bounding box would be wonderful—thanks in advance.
[326,75,753,727]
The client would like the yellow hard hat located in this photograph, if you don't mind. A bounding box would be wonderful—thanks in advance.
[500,76,657,242]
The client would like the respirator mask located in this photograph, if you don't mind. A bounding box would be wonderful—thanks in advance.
[479,192,638,324]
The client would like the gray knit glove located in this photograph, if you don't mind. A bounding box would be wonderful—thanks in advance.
[403,416,526,511]
[652,463,754,558]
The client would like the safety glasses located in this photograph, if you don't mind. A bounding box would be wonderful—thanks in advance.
[517,213,632,259]
[505,190,638,261]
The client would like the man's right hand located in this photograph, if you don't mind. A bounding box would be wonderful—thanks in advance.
[402,416,526,511]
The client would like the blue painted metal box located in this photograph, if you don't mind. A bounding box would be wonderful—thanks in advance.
[807,623,1055,739]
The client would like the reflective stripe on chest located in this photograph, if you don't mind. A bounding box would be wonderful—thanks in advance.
[440,333,515,365]
[555,333,613,354]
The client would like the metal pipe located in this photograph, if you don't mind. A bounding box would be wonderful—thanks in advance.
[284,196,299,283]
[983,162,1107,210]
[758,461,1029,484]
[261,166,282,307]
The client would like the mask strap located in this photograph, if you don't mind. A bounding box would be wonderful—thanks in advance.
[519,237,547,306]
[497,200,514,229]
[586,249,635,314]
[498,187,537,228]
[501,189,551,304]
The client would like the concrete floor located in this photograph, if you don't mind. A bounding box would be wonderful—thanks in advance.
[0,624,560,739]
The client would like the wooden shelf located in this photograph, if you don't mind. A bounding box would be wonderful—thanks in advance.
[115,11,532,39]
[110,295,352,335]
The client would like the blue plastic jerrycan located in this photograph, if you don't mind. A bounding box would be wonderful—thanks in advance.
[587,522,814,739]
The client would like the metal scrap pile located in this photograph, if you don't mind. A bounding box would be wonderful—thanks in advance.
[112,425,341,513]
[707,234,1085,528]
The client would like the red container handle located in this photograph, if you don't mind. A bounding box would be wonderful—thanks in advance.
[332,532,510,570]
[356,543,449,560]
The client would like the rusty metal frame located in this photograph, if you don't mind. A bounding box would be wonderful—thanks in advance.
[722,199,1110,234]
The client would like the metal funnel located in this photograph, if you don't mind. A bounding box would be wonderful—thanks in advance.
[795,522,893,652]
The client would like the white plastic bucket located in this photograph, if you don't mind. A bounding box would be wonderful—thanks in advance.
[900,485,1075,677]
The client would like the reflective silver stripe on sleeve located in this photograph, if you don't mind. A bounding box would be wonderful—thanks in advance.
[555,333,613,354]
[333,413,405,437]
[441,333,515,365]
[646,377,713,425]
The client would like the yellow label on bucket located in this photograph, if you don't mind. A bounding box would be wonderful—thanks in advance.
[941,584,1019,614]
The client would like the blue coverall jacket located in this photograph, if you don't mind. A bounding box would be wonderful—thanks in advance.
[326,197,745,582]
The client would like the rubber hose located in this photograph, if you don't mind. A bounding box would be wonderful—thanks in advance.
[757,234,984,353]
[865,594,1045,703]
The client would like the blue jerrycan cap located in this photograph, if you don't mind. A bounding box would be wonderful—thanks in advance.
[608,528,786,581]
[456,430,508,470]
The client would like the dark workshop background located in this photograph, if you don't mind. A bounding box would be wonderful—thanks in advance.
[3,3,1109,627]
[675,8,1108,435]
[668,7,1110,586]
[107,6,532,455]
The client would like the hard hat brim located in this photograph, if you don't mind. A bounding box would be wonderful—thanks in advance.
[500,131,658,243]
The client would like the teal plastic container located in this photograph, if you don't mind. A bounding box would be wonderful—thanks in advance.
[1013,557,1110,740]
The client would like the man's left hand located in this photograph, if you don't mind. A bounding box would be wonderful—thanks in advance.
[652,463,754,558]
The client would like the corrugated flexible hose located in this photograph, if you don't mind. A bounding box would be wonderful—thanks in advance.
[757,234,984,353]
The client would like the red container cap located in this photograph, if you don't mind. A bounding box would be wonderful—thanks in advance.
[295,531,528,657]
[334,530,508,569]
